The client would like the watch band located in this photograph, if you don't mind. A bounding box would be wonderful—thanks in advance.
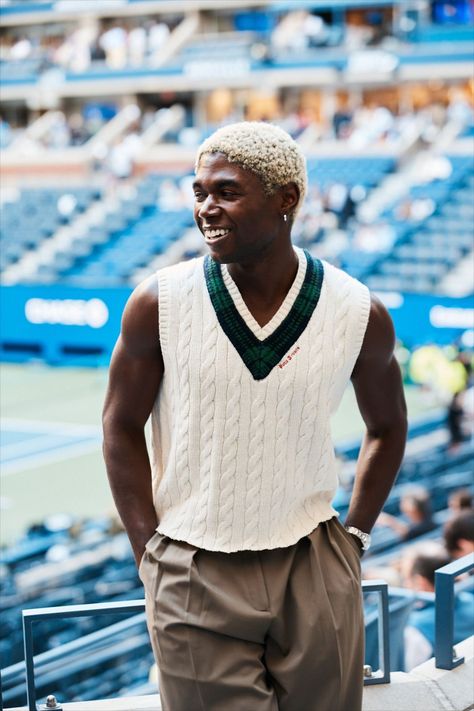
[344,525,371,551]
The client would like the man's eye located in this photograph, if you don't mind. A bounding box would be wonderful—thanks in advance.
[222,191,236,198]
[194,193,205,201]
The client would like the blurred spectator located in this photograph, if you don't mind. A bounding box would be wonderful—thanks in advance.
[99,22,128,69]
[271,11,311,54]
[447,88,474,128]
[333,105,353,140]
[158,179,186,211]
[147,20,171,63]
[128,24,147,67]
[348,104,395,149]
[9,36,33,60]
[448,489,473,515]
[106,129,142,185]
[403,548,474,670]
[352,220,396,253]
[271,10,341,54]
[377,487,436,541]
[44,112,71,149]
[394,197,436,223]
[54,24,95,73]
[444,510,474,559]
[68,112,90,146]
[447,390,467,451]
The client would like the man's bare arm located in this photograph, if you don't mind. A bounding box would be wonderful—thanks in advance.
[345,294,408,534]
[102,275,163,567]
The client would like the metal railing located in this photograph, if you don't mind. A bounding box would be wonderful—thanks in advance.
[435,552,474,670]
[21,599,147,711]
[9,555,474,711]
[1,581,391,710]
[362,581,391,685]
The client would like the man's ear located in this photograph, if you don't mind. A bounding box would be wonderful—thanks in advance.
[279,182,300,216]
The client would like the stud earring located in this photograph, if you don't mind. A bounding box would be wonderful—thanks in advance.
[283,214,288,222]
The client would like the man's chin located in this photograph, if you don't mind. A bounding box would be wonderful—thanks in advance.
[205,243,236,264]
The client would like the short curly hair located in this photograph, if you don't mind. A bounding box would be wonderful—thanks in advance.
[195,121,307,215]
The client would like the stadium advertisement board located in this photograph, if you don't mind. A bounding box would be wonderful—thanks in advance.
[0,285,472,365]
[375,291,474,349]
[0,284,130,365]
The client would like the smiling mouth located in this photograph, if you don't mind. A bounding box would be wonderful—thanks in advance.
[203,227,231,243]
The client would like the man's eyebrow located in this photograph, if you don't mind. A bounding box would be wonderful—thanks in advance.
[192,179,242,190]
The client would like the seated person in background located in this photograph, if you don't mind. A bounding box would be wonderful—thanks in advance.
[444,510,474,559]
[448,488,473,516]
[403,548,474,671]
[377,486,436,541]
[447,390,466,451]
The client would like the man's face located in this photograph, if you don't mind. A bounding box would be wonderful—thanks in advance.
[193,152,283,264]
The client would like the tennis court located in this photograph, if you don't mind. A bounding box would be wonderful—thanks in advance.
[0,362,437,545]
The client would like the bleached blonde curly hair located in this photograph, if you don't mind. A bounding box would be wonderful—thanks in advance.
[195,121,307,215]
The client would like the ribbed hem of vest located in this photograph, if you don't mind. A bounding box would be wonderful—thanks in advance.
[156,505,338,553]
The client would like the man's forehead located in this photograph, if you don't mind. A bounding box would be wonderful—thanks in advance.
[195,152,256,183]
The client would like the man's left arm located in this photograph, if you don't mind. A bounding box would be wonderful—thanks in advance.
[344,294,408,534]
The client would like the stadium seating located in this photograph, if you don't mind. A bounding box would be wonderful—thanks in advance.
[0,187,102,275]
[1,411,472,706]
[364,156,474,292]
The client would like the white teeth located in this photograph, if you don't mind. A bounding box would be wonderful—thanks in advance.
[203,228,230,240]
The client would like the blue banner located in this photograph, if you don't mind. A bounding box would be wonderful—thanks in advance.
[375,291,474,348]
[0,285,472,366]
[0,284,131,365]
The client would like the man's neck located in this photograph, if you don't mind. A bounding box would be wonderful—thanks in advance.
[227,244,299,304]
[225,243,300,328]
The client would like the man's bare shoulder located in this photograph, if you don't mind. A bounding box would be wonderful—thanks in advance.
[121,274,160,357]
[355,293,395,368]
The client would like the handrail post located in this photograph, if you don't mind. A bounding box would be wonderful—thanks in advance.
[362,580,391,685]
[435,553,474,670]
[378,581,390,677]
[22,614,36,711]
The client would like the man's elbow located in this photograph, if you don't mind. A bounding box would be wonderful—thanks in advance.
[368,408,408,443]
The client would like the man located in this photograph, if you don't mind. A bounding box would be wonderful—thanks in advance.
[103,122,407,711]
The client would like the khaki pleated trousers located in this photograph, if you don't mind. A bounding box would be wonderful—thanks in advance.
[139,517,364,711]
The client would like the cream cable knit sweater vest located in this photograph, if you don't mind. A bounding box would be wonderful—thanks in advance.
[151,247,370,552]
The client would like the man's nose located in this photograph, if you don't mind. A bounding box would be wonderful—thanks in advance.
[199,195,220,219]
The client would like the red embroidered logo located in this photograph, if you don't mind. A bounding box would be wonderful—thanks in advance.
[278,345,300,369]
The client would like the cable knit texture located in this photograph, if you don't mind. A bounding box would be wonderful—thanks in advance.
[152,248,370,552]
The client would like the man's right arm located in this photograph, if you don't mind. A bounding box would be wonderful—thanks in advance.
[102,274,163,567]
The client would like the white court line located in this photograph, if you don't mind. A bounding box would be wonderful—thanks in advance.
[1,439,102,477]
[2,434,99,462]
[1,418,102,437]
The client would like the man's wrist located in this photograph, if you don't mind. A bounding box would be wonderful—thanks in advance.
[344,525,371,551]
[129,523,158,562]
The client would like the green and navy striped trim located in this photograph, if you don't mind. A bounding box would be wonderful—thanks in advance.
[204,250,324,380]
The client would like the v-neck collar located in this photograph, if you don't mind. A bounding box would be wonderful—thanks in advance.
[221,248,307,340]
[204,248,324,381]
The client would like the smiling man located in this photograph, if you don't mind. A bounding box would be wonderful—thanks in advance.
[103,122,407,711]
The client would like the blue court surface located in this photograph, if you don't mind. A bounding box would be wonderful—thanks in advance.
[1,418,102,477]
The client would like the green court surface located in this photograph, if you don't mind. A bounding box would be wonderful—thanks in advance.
[0,363,439,545]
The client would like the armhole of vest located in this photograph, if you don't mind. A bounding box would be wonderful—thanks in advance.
[345,281,371,378]
[157,269,169,358]
[353,283,371,362]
